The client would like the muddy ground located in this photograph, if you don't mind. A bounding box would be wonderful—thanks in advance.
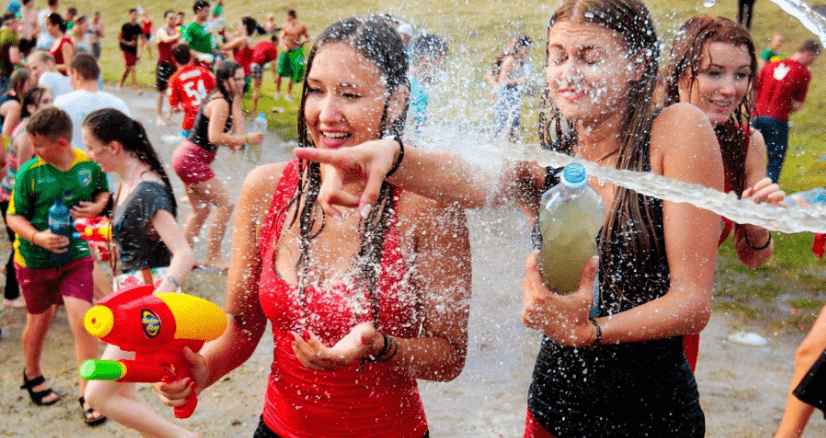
[1,89,825,437]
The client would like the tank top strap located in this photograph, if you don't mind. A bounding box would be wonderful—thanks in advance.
[258,160,301,259]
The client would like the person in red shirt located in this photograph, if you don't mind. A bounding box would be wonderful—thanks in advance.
[250,35,279,113]
[154,17,471,438]
[751,39,820,182]
[154,10,180,126]
[167,44,214,138]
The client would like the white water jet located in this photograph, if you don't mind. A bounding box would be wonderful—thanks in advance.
[766,0,826,47]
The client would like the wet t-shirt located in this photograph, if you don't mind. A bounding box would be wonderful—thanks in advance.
[112,181,174,273]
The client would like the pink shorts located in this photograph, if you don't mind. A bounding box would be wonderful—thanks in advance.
[171,139,216,187]
[15,256,94,314]
[123,51,138,67]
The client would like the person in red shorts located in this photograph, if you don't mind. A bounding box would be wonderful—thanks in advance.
[7,107,109,424]
[154,10,180,126]
[167,43,214,138]
[117,8,142,94]
[250,35,278,114]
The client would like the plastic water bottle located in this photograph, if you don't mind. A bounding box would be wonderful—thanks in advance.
[785,188,826,208]
[48,191,73,266]
[245,112,267,164]
[537,163,605,294]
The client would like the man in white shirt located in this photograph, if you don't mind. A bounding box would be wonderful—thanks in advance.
[28,51,72,99]
[54,53,130,150]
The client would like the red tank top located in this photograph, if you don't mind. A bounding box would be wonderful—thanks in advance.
[234,42,253,77]
[50,37,73,75]
[718,128,751,246]
[256,160,428,438]
[157,29,176,64]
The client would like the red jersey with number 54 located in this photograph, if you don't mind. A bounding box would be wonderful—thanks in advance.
[168,64,216,131]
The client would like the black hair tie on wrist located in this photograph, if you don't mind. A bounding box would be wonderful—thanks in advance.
[588,318,602,348]
[744,230,772,251]
[384,135,404,178]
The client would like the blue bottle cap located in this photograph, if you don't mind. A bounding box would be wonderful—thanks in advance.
[561,163,587,189]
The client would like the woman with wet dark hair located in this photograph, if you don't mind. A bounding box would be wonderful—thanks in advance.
[156,16,471,438]
[81,108,197,436]
[296,0,724,435]
[171,60,263,271]
[217,16,260,84]
[663,15,784,371]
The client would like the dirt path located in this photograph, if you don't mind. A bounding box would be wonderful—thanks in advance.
[0,89,824,437]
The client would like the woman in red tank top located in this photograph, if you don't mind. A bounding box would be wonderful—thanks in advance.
[663,16,786,372]
[45,13,74,75]
[218,17,257,80]
[155,17,471,438]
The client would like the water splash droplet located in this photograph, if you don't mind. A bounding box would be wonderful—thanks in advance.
[703,0,716,7]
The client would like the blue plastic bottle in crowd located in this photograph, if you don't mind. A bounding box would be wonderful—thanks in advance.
[48,190,73,266]
[537,163,606,294]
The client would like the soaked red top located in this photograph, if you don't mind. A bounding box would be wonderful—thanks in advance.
[233,43,253,77]
[718,129,751,246]
[256,160,428,438]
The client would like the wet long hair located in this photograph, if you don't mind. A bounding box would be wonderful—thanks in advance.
[664,15,757,197]
[279,16,409,328]
[213,60,240,102]
[538,0,662,302]
[82,108,177,217]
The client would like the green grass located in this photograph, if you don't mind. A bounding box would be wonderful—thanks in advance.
[95,0,826,329]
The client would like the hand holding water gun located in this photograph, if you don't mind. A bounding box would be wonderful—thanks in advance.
[73,216,112,261]
[79,284,227,418]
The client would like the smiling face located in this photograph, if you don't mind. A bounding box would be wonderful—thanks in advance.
[680,41,752,126]
[545,21,637,127]
[303,42,388,150]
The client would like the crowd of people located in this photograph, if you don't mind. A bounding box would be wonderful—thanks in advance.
[0,0,824,437]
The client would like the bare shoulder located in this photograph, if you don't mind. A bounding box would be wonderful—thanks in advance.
[650,103,717,165]
[241,162,290,203]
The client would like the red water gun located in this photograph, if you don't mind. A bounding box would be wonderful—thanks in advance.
[79,284,227,418]
[73,216,112,262]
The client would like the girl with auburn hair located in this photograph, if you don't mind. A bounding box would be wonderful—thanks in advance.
[81,109,197,436]
[295,0,724,435]
[663,15,785,371]
[156,16,471,438]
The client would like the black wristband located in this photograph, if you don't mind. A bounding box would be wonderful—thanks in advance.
[588,318,602,347]
[384,135,404,178]
[744,230,772,251]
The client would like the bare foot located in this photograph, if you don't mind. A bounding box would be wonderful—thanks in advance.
[202,257,230,273]
[4,296,26,308]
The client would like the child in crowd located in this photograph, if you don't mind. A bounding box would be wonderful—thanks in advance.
[7,106,109,425]
[167,43,215,138]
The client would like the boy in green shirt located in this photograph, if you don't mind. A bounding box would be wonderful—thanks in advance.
[7,107,109,424]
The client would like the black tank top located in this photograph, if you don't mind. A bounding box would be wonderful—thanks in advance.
[187,94,234,154]
[528,158,704,437]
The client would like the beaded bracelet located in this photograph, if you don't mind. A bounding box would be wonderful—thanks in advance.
[744,230,772,251]
[166,276,180,289]
[357,332,399,373]
[588,318,602,348]
[384,135,404,178]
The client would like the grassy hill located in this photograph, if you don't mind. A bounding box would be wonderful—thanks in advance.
[92,0,826,328]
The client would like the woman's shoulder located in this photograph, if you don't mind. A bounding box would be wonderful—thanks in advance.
[651,102,714,151]
[241,161,293,199]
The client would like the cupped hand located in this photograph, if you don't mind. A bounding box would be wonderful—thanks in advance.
[70,201,101,219]
[522,251,598,347]
[742,177,786,207]
[153,347,208,407]
[293,137,400,218]
[291,322,380,371]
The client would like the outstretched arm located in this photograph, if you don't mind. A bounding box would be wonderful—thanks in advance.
[294,138,544,215]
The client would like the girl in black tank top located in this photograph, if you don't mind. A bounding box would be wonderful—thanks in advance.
[171,61,264,271]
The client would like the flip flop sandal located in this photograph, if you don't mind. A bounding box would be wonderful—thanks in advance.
[79,396,107,426]
[20,369,61,406]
